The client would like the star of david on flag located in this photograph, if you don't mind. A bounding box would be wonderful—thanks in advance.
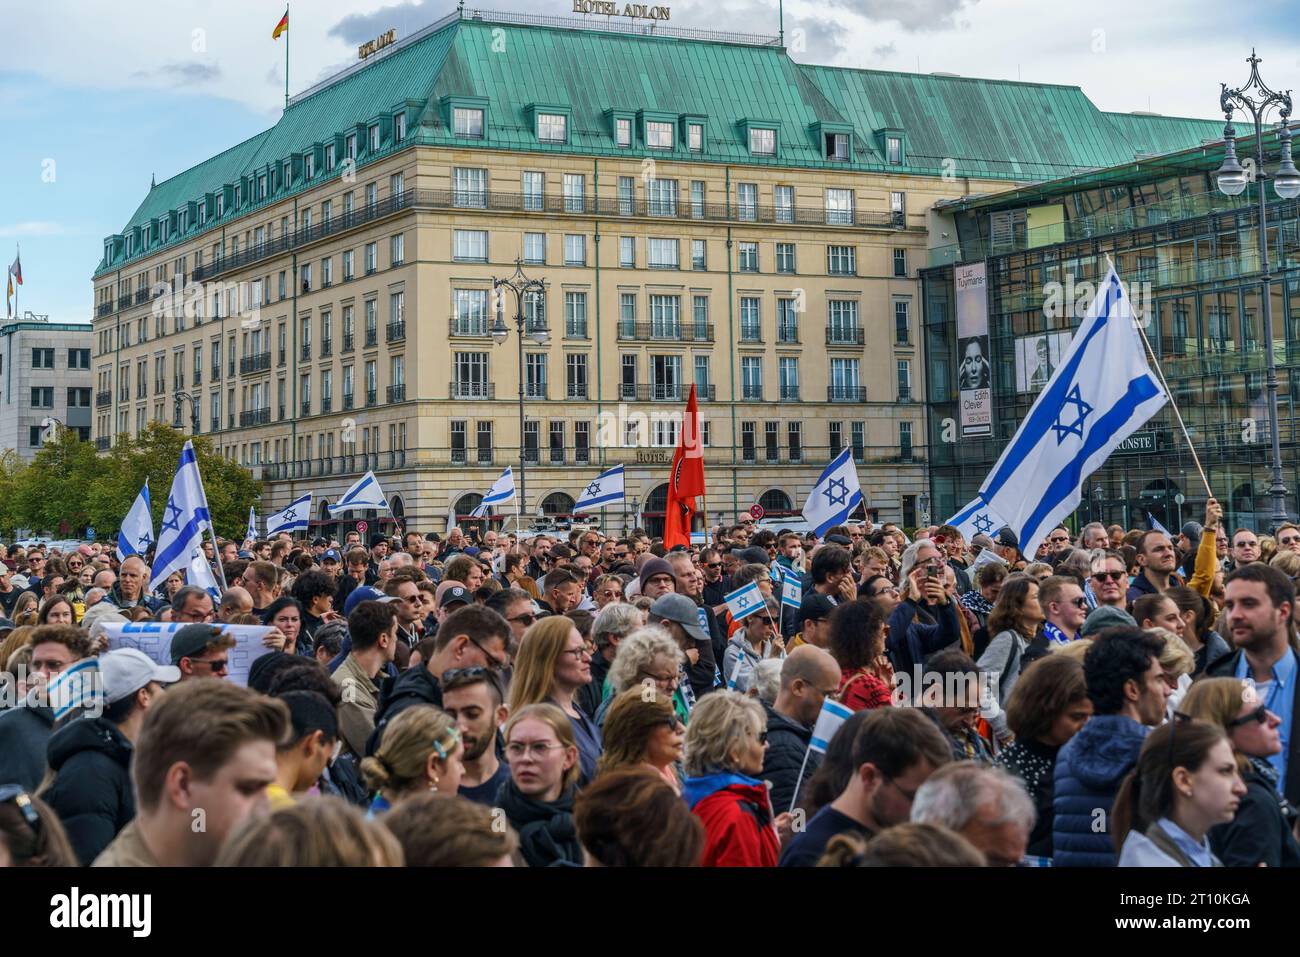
[117,480,155,562]
[801,447,864,537]
[149,440,216,592]
[574,464,625,511]
[724,581,765,622]
[944,497,1013,547]
[267,493,312,535]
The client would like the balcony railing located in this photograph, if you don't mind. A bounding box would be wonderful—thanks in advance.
[566,384,588,399]
[116,295,131,309]
[450,381,495,400]
[365,389,377,406]
[95,436,110,451]
[322,396,332,413]
[696,384,717,401]
[320,339,333,357]
[365,329,378,348]
[134,289,150,305]
[97,302,112,317]
[211,365,220,382]
[343,393,354,410]
[618,383,685,401]
[387,384,406,402]
[239,408,271,426]
[828,385,867,402]
[616,321,713,343]
[449,317,491,338]
[386,321,406,343]
[301,343,312,360]
[780,385,800,400]
[240,353,271,375]
[342,333,355,352]
[826,325,865,346]
[95,391,111,408]
[301,401,311,416]
[777,326,800,345]
[210,416,220,432]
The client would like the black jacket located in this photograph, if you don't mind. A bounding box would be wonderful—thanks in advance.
[365,662,442,756]
[886,598,961,679]
[0,696,54,792]
[1209,760,1300,868]
[42,717,135,866]
[577,652,612,720]
[761,702,818,815]
[1206,646,1300,806]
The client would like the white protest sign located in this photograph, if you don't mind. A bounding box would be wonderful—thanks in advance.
[102,622,276,688]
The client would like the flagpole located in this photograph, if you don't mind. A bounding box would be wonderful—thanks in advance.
[788,746,812,815]
[1105,254,1214,499]
[284,4,290,111]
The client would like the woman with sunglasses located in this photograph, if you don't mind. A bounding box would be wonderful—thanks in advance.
[1181,678,1300,866]
[498,703,583,867]
[1113,716,1245,867]
[682,689,782,866]
[596,688,684,793]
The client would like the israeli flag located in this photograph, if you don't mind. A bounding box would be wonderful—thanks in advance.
[246,505,258,542]
[779,566,802,610]
[979,266,1166,561]
[188,544,221,599]
[149,441,214,592]
[809,698,854,753]
[328,470,388,516]
[724,581,765,622]
[48,657,101,722]
[801,447,864,537]
[116,480,154,561]
[1148,512,1171,536]
[471,467,515,517]
[945,497,1012,544]
[267,493,312,536]
[574,465,625,511]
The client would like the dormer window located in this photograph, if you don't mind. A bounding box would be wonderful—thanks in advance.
[616,117,631,148]
[368,123,380,153]
[538,113,567,143]
[886,136,903,164]
[827,133,849,161]
[325,144,336,172]
[395,113,407,140]
[454,107,484,137]
[646,120,673,149]
[305,152,315,179]
[345,133,357,160]
[749,128,775,156]
[688,123,703,151]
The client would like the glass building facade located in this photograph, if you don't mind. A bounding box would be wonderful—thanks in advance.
[922,131,1300,532]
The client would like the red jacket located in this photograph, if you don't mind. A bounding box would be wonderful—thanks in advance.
[838,667,894,712]
[688,776,780,867]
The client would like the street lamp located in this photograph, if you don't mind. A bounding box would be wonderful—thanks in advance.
[173,391,200,435]
[492,259,548,520]
[1216,50,1296,530]
[1092,484,1104,524]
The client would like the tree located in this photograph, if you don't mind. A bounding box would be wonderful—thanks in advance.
[0,450,29,538]
[85,423,262,543]
[13,428,101,535]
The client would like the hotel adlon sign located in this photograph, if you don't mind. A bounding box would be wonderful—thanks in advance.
[573,1,672,20]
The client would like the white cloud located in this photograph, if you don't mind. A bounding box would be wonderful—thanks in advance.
[0,222,72,238]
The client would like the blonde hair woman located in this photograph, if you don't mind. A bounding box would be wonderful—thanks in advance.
[682,689,780,867]
[1146,626,1195,717]
[597,625,687,727]
[359,705,463,816]
[596,688,684,793]
[497,703,583,867]
[215,796,403,866]
[508,616,601,785]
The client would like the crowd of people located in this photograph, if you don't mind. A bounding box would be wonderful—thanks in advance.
[0,497,1295,868]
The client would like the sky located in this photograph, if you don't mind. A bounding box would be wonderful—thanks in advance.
[1,0,1296,324]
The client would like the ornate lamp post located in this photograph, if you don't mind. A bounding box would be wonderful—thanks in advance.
[492,260,548,519]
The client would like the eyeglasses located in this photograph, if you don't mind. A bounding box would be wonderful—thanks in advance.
[562,645,593,661]
[0,784,41,835]
[1091,570,1126,582]
[639,670,679,685]
[1069,597,1088,609]
[505,741,567,760]
[705,562,722,569]
[884,777,918,802]
[188,657,229,673]
[508,613,537,627]
[466,635,507,672]
[662,717,685,733]
[1228,704,1270,728]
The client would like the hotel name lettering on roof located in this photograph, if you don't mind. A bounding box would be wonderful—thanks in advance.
[358,29,397,60]
[573,1,671,20]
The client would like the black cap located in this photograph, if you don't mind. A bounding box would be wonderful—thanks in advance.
[370,533,388,548]
[170,624,225,665]
[439,585,471,609]
[824,535,852,546]
[995,527,1019,549]
[312,536,329,547]
[731,546,770,565]
[798,593,837,628]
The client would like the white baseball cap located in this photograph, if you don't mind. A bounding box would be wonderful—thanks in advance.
[100,649,181,704]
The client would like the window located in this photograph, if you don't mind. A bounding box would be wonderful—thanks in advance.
[650,295,680,338]
[688,122,703,151]
[575,421,590,464]
[563,174,586,213]
[777,298,798,343]
[740,297,761,341]
[523,232,546,264]
[565,292,588,338]
[788,422,802,463]
[28,425,44,448]
[365,299,378,344]
[742,422,756,463]
[886,136,902,164]
[454,289,488,335]
[738,241,758,272]
[893,248,907,277]
[827,245,856,275]
[776,242,795,273]
[827,133,849,161]
[454,107,484,138]
[343,365,354,407]
[304,152,315,180]
[476,420,493,463]
[616,117,632,148]
[368,123,380,153]
[525,354,547,399]
[390,233,404,265]
[620,237,635,268]
[300,373,312,415]
[538,113,567,143]
[325,143,336,173]
[692,296,709,338]
[390,173,404,201]
[31,348,55,369]
[395,112,407,141]
[831,358,861,401]
[749,128,775,156]
[365,360,377,404]
[278,271,287,300]
[647,238,679,269]
[566,353,589,398]
[453,230,488,262]
[564,234,586,266]
[522,171,544,211]
[621,355,637,398]
[691,180,705,219]
[894,299,911,344]
[31,386,53,408]
[890,191,906,221]
[549,421,565,464]
[646,120,673,149]
[743,361,759,403]
[322,256,333,286]
[618,176,635,216]
[343,249,354,280]
[828,300,860,342]
[651,354,682,400]
[345,133,357,161]
[779,357,799,399]
[454,167,487,208]
[523,420,540,464]
[692,239,706,270]
[764,422,780,463]
[451,420,467,464]
[900,421,913,460]
[366,182,378,209]
[300,262,312,292]
[646,178,678,216]
[825,188,854,226]
[67,387,91,408]
[737,183,757,222]
[524,291,547,334]
[897,360,912,401]
[829,421,842,456]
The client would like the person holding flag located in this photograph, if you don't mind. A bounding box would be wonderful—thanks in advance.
[116,480,154,562]
[470,467,515,518]
[664,386,704,549]
[722,585,784,694]
[574,464,624,512]
[148,440,222,599]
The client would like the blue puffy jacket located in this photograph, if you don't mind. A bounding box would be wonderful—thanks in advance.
[1052,713,1149,867]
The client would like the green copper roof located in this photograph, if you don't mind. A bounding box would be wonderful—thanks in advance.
[96,11,1224,278]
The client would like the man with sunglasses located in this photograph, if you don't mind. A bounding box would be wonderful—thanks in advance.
[1039,575,1088,645]
[1087,550,1130,610]
[441,667,510,806]
[699,548,729,609]
[170,623,237,682]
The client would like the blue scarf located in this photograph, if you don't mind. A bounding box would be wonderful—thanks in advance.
[682,771,765,810]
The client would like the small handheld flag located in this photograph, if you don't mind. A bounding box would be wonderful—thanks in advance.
[48,658,101,722]
[575,465,625,511]
[117,480,155,561]
[724,581,765,622]
[1147,512,1171,536]
[779,567,802,610]
[809,698,854,753]
[246,505,258,542]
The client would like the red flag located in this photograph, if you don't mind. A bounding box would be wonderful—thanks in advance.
[663,385,705,548]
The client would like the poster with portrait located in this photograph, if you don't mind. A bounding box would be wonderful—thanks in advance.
[1015,331,1071,394]
[954,262,991,437]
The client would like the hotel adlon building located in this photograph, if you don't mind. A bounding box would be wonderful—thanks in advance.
[90,9,1215,536]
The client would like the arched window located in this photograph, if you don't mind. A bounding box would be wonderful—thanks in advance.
[758,489,793,513]
[541,492,575,517]
[645,483,669,514]
[390,495,405,532]
[455,493,485,516]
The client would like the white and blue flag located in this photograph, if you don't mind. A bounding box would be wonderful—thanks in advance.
[116,480,154,561]
[979,266,1167,561]
[267,493,312,536]
[945,497,1013,544]
[246,505,258,542]
[328,470,388,516]
[1148,512,1171,536]
[809,698,854,753]
[779,566,803,610]
[148,441,214,592]
[48,657,101,721]
[724,581,765,622]
[471,467,515,517]
[574,465,625,511]
[802,447,864,537]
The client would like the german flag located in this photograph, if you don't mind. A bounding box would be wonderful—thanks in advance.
[272,9,288,39]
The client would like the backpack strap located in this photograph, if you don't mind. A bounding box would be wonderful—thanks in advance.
[1143,822,1198,867]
